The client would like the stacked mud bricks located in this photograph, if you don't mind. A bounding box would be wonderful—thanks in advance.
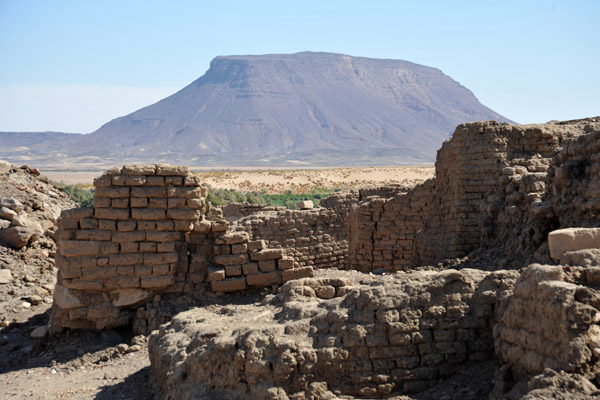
[52,164,205,330]
[349,119,600,270]
[207,229,313,292]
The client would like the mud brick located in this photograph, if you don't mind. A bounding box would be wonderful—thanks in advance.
[247,271,281,287]
[231,243,248,254]
[112,198,129,208]
[157,241,176,252]
[130,197,148,208]
[95,187,130,198]
[75,230,111,241]
[259,259,276,272]
[156,164,189,176]
[242,262,259,275]
[138,221,156,230]
[248,240,267,251]
[100,242,119,255]
[95,208,130,220]
[82,266,117,280]
[135,265,153,276]
[148,198,167,208]
[117,220,136,232]
[156,220,174,231]
[281,267,314,283]
[98,219,116,230]
[115,276,140,288]
[174,220,194,231]
[278,257,294,270]
[186,198,204,209]
[214,254,248,266]
[189,262,208,275]
[131,187,166,197]
[225,265,242,277]
[193,220,212,233]
[167,208,201,220]
[121,164,156,175]
[152,264,171,275]
[211,277,246,292]
[222,231,250,244]
[167,186,203,198]
[165,176,183,185]
[184,175,202,186]
[132,208,166,220]
[119,242,139,253]
[146,176,165,186]
[144,252,178,265]
[112,231,146,242]
[139,242,157,252]
[62,207,93,219]
[60,266,81,279]
[93,197,111,208]
[63,280,103,290]
[141,275,174,288]
[250,249,284,261]
[117,266,135,276]
[167,198,186,208]
[93,172,114,187]
[146,231,181,242]
[207,267,225,282]
[112,175,147,186]
[109,253,143,266]
[58,218,79,230]
[211,222,229,232]
[60,240,101,257]
[80,218,98,229]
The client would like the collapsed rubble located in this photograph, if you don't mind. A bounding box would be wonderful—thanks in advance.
[43,117,600,398]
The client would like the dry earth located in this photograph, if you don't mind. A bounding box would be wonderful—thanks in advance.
[43,166,435,191]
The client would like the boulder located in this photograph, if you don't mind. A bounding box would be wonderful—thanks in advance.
[0,206,17,221]
[548,228,600,260]
[0,269,12,284]
[111,288,151,307]
[0,226,36,248]
[53,284,83,309]
[0,160,10,174]
[297,200,314,210]
[0,198,23,213]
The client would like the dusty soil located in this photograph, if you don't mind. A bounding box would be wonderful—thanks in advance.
[195,166,435,193]
[42,166,435,191]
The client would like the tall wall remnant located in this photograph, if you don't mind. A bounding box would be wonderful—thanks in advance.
[348,118,600,271]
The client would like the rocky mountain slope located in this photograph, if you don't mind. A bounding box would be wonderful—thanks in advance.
[0,52,510,166]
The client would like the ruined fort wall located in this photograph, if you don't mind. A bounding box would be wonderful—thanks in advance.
[349,119,600,269]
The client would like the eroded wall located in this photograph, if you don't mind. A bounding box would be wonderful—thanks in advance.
[349,118,600,270]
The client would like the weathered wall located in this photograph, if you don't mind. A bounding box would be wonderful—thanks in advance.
[149,269,518,399]
[348,181,435,272]
[50,165,310,331]
[233,192,358,270]
[349,118,600,270]
[494,262,600,381]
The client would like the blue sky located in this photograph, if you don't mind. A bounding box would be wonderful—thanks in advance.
[0,0,598,133]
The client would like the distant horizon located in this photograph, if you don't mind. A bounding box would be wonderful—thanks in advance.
[1,1,598,132]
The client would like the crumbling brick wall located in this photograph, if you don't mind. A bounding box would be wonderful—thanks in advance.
[149,269,519,399]
[349,118,600,269]
[495,263,600,381]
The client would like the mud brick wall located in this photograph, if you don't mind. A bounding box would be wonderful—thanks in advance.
[150,269,519,399]
[234,207,348,270]
[348,181,435,272]
[50,164,206,331]
[349,119,600,269]
[221,202,286,221]
[495,263,600,380]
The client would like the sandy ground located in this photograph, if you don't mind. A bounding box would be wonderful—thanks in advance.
[41,166,435,192]
[195,166,434,193]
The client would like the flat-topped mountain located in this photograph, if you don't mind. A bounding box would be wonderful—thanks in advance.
[0,52,511,166]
